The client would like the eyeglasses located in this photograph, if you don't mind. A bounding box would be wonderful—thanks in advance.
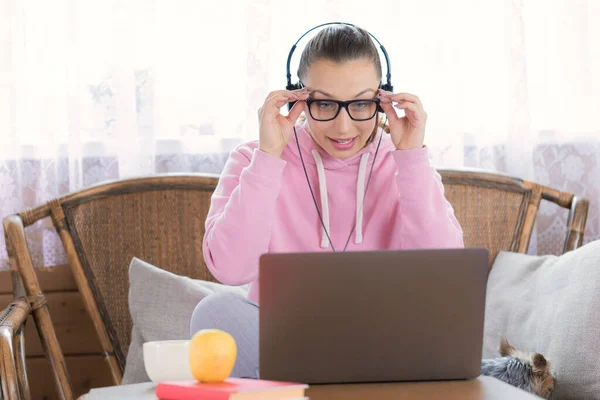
[305,98,381,122]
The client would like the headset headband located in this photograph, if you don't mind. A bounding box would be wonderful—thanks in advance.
[285,22,392,92]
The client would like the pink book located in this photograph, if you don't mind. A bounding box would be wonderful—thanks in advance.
[156,378,308,400]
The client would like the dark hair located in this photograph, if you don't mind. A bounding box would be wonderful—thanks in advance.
[297,25,382,83]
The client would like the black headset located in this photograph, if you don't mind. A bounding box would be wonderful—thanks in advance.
[285,22,393,112]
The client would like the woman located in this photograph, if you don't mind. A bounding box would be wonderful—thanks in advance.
[190,24,463,379]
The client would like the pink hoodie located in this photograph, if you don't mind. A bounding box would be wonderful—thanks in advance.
[203,121,464,303]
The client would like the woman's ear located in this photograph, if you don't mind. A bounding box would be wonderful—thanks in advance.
[377,113,390,134]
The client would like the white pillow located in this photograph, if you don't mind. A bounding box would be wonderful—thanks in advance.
[483,240,600,399]
[122,257,249,384]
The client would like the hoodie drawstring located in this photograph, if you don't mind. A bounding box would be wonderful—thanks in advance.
[355,153,370,244]
[311,150,331,248]
[311,150,371,248]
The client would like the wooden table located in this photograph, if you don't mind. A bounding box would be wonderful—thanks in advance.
[307,376,541,399]
[80,376,541,399]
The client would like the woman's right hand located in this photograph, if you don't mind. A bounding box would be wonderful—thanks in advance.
[258,88,309,158]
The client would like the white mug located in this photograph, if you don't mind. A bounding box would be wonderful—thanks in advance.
[143,340,194,382]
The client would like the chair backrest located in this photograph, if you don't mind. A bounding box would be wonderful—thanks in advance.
[46,175,220,373]
[50,170,588,370]
[439,169,589,265]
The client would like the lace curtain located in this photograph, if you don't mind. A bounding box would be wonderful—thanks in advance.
[1,0,598,269]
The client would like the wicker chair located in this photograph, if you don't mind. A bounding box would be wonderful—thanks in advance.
[439,169,589,265]
[1,171,589,399]
[3,174,221,399]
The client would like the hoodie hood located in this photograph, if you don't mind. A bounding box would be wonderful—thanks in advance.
[284,120,395,249]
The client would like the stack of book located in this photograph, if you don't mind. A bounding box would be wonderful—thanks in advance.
[156,378,308,400]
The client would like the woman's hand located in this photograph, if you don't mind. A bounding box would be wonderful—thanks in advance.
[258,88,309,158]
[377,90,427,150]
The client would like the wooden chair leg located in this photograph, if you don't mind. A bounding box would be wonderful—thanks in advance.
[5,215,75,400]
[30,296,75,400]
[8,270,32,399]
[0,326,21,400]
[15,324,31,400]
[563,196,589,252]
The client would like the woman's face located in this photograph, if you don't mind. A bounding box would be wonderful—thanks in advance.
[301,58,380,160]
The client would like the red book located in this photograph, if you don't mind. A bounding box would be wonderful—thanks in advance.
[155,378,308,400]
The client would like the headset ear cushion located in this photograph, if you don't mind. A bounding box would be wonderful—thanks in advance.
[285,82,301,111]
[380,83,393,92]
[377,83,393,113]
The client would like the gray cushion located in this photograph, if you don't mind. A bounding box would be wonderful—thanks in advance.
[483,240,600,399]
[122,257,249,384]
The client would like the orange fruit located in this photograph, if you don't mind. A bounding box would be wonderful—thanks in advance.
[189,329,237,382]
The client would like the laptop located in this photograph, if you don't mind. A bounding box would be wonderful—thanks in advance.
[258,248,489,384]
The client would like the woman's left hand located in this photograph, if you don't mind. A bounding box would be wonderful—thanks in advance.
[377,90,427,150]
